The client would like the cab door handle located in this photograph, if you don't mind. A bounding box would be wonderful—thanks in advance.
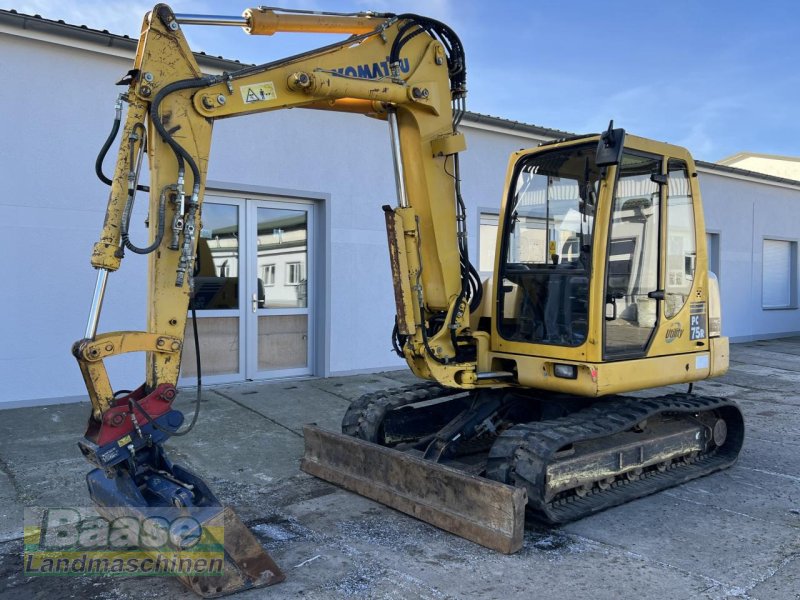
[252,293,258,313]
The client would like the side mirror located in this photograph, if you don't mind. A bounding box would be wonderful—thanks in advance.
[596,120,626,167]
[650,173,668,185]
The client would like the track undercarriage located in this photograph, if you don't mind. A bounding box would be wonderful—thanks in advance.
[303,381,744,550]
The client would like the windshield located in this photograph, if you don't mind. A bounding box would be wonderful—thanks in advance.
[498,143,600,346]
[506,144,598,265]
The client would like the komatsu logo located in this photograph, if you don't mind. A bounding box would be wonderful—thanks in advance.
[333,57,411,79]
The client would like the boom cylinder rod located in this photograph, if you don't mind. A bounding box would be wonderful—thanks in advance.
[173,14,249,26]
[242,9,379,35]
[388,110,408,208]
[85,268,109,340]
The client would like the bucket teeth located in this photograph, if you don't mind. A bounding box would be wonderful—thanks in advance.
[91,504,284,598]
[185,506,285,598]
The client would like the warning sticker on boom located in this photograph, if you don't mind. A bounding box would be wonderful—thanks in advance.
[240,81,277,104]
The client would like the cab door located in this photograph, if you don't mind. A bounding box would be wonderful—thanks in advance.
[602,150,703,361]
[603,151,663,359]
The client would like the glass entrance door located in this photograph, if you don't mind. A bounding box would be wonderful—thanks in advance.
[182,198,244,382]
[245,201,313,378]
[180,195,314,384]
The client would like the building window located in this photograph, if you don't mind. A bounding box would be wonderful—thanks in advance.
[479,213,499,274]
[286,262,302,285]
[706,232,720,282]
[263,264,275,286]
[762,239,797,309]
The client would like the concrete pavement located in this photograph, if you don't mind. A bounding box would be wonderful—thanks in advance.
[1,340,799,599]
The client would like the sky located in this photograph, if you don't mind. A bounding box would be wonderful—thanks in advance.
[9,0,800,162]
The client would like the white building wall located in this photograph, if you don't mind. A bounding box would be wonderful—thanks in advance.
[699,171,800,340]
[2,24,799,407]
[208,108,402,376]
[0,34,149,406]
[0,30,408,404]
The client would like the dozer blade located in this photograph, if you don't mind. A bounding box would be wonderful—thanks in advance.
[92,503,284,597]
[301,425,527,554]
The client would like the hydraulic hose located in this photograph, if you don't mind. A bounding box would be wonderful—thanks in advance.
[389,14,466,94]
[120,184,170,255]
[411,217,449,365]
[95,105,121,186]
[149,76,216,195]
[96,93,150,192]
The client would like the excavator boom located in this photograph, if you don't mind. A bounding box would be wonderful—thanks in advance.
[73,5,744,593]
[74,3,493,594]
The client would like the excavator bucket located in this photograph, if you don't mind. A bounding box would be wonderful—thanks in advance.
[82,410,284,598]
[92,504,284,597]
[183,506,285,597]
[301,425,527,554]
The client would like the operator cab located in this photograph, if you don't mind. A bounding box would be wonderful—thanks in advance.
[498,142,599,347]
[494,125,706,365]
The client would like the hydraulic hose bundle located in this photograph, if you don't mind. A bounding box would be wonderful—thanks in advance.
[381,15,481,363]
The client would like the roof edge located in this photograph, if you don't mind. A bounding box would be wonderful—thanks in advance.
[696,160,800,188]
[461,112,573,140]
[718,151,800,165]
[0,8,249,71]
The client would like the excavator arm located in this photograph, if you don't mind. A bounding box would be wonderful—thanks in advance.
[77,4,479,422]
[73,5,486,596]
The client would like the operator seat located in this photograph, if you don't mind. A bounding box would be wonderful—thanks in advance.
[543,238,589,344]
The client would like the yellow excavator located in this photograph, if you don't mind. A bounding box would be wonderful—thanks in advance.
[73,4,744,597]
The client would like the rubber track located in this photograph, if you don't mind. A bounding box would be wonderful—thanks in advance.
[341,381,458,442]
[485,393,745,524]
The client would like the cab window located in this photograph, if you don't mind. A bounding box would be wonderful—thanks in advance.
[664,160,696,318]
